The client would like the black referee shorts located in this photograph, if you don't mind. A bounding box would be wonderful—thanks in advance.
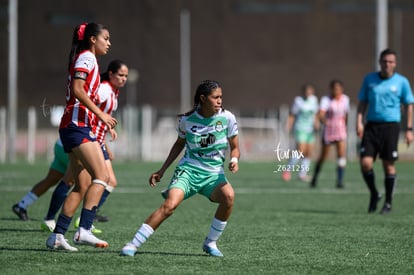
[360,122,400,161]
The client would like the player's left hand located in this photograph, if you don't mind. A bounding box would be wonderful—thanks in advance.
[228,161,239,173]
[108,128,118,142]
[405,130,413,147]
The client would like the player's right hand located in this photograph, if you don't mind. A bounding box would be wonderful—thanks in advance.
[356,123,364,138]
[101,113,118,129]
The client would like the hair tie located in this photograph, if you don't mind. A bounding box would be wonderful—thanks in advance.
[77,23,87,41]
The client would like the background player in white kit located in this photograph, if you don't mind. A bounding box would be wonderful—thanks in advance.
[282,84,319,182]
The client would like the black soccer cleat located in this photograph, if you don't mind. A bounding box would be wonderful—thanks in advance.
[380,203,392,215]
[12,204,29,221]
[310,178,317,188]
[336,182,344,189]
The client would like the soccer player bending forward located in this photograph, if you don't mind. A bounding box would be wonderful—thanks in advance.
[121,80,240,257]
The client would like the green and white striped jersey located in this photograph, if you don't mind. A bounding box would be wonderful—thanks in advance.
[177,109,238,173]
[291,95,318,133]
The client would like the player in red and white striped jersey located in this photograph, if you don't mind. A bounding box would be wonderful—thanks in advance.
[47,22,116,252]
[60,50,101,128]
[92,60,129,218]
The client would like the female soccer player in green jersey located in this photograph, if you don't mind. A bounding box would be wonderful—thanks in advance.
[121,80,240,257]
[282,84,319,182]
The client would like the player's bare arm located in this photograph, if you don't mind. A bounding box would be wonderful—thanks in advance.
[149,137,186,187]
[356,101,367,138]
[228,135,240,173]
[405,103,413,146]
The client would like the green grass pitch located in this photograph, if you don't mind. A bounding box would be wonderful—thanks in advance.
[1,160,414,274]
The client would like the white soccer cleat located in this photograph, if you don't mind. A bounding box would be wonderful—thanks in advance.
[41,219,56,232]
[202,244,224,257]
[120,242,138,256]
[74,217,103,234]
[202,238,224,257]
[46,233,78,251]
[73,227,108,248]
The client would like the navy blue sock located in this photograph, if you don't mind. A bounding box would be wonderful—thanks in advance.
[45,180,71,220]
[54,214,72,235]
[337,166,345,185]
[97,190,110,209]
[79,207,97,230]
[384,174,396,204]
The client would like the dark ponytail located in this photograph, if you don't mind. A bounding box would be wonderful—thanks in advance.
[178,80,221,117]
[67,22,108,71]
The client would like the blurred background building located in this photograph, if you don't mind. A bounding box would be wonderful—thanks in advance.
[1,0,414,162]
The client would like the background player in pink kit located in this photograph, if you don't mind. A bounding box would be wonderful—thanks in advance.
[46,22,116,252]
[310,80,350,188]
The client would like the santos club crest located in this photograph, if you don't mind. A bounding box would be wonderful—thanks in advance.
[215,121,223,132]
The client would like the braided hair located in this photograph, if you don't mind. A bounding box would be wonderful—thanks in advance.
[179,80,221,117]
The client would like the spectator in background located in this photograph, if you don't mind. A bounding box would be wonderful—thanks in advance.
[310,80,350,189]
[282,84,319,182]
[357,48,414,214]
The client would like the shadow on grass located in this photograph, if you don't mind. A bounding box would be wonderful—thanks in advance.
[0,247,118,253]
[0,217,42,222]
[0,247,208,257]
[0,227,43,233]
[136,250,209,257]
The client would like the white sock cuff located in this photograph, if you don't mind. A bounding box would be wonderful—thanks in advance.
[337,157,347,167]
[301,158,311,172]
[142,223,155,234]
[105,185,114,193]
[19,191,39,208]
[28,191,39,200]
[212,218,227,230]
[132,223,154,247]
[92,179,109,189]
